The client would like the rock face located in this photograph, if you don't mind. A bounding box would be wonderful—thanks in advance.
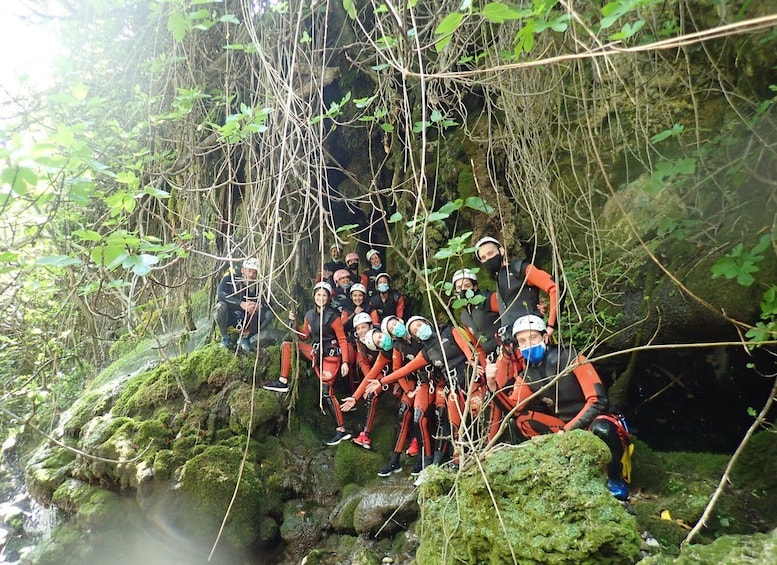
[416,432,643,565]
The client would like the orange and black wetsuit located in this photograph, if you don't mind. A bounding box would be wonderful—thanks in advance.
[378,325,479,462]
[502,344,627,481]
[368,289,406,325]
[279,306,350,428]
[495,259,560,330]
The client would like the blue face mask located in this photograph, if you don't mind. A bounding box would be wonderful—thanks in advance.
[377,283,390,293]
[380,334,394,351]
[520,342,547,365]
[392,323,407,338]
[417,323,433,341]
[373,263,382,270]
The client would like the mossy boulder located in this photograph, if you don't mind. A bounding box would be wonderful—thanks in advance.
[226,382,283,436]
[112,345,245,418]
[416,431,642,564]
[51,478,127,531]
[333,441,383,486]
[639,528,777,564]
[71,416,171,490]
[353,484,418,537]
[25,444,77,505]
[149,444,266,549]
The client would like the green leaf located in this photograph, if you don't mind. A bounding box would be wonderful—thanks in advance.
[143,185,171,198]
[2,166,38,196]
[438,200,463,215]
[480,2,521,23]
[650,123,684,143]
[427,210,451,223]
[464,196,494,212]
[388,212,403,223]
[434,247,458,259]
[167,12,189,41]
[435,12,465,52]
[0,251,19,263]
[379,123,395,132]
[36,255,83,268]
[343,0,357,19]
[674,158,696,175]
[122,254,160,276]
[336,223,359,233]
[609,19,645,40]
[354,94,377,108]
[219,14,240,24]
[72,229,102,242]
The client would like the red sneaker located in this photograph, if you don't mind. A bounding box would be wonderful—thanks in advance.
[353,431,371,450]
[406,437,419,457]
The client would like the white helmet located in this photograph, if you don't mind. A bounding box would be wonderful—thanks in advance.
[361,328,379,351]
[313,281,332,295]
[380,315,402,335]
[366,249,380,261]
[406,315,430,329]
[512,315,546,336]
[349,283,367,296]
[474,236,502,259]
[452,269,477,286]
[243,257,260,271]
[352,312,372,327]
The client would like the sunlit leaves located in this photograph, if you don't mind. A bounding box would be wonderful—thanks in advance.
[105,191,137,217]
[650,124,684,143]
[600,0,661,40]
[435,12,465,52]
[640,158,696,194]
[480,2,522,23]
[343,0,357,20]
[36,255,83,268]
[711,235,770,287]
[0,166,38,196]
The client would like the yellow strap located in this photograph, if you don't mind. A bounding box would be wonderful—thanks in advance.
[621,443,635,483]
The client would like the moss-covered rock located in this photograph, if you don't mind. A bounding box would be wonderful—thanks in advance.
[25,444,77,505]
[353,484,418,537]
[639,528,777,564]
[151,444,265,549]
[226,382,283,436]
[333,441,384,486]
[416,431,642,564]
[279,499,329,561]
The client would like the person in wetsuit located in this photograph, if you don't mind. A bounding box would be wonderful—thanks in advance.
[485,314,631,500]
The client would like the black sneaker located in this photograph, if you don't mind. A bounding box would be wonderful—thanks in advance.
[326,430,352,446]
[410,458,423,477]
[377,461,402,477]
[263,380,289,393]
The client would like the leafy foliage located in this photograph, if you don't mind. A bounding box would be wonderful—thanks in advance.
[711,235,770,287]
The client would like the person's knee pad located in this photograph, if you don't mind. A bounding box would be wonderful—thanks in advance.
[397,401,409,419]
[590,418,620,446]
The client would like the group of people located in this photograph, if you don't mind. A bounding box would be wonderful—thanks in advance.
[216,238,632,501]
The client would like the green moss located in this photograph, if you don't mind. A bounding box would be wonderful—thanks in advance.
[172,444,265,548]
[25,444,77,504]
[152,449,185,480]
[62,390,110,438]
[416,431,642,564]
[226,383,283,436]
[112,366,178,418]
[334,442,384,486]
[640,529,777,564]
